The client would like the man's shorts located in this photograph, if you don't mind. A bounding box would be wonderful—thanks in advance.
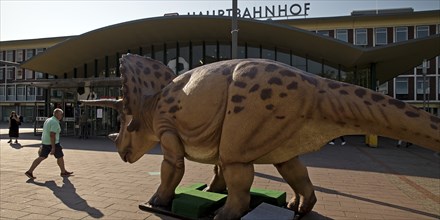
[39,143,64,159]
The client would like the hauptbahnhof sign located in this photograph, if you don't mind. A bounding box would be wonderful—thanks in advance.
[187,2,311,19]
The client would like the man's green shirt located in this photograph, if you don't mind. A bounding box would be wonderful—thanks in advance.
[41,116,61,145]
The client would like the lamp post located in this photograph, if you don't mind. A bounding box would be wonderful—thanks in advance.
[422,59,428,111]
[231,0,238,59]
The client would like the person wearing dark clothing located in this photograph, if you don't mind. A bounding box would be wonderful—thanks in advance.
[329,136,346,146]
[8,111,20,144]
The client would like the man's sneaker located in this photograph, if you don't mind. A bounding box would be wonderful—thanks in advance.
[329,141,335,145]
[60,171,74,177]
[341,142,346,146]
[25,171,36,179]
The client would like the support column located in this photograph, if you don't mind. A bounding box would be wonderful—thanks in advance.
[366,63,378,147]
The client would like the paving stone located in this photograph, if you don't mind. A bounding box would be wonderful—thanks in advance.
[241,203,295,220]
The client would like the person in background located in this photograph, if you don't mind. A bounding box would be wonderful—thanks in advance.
[25,108,73,179]
[397,140,412,148]
[329,136,346,146]
[8,111,20,144]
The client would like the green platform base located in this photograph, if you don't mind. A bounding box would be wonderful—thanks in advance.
[139,183,287,219]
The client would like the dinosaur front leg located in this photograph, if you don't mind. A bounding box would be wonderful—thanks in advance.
[149,131,185,207]
[214,162,254,220]
[205,164,227,193]
[274,156,316,216]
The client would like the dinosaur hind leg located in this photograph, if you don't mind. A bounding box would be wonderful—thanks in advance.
[274,156,316,216]
[214,162,254,220]
[205,164,226,192]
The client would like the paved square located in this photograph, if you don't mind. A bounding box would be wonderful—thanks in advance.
[1,125,439,219]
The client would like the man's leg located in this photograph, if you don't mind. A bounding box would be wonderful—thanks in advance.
[26,157,46,178]
[57,157,73,176]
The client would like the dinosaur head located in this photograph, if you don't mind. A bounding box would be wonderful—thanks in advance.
[82,54,176,163]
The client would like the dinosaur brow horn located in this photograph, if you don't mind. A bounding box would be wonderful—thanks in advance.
[81,99,123,112]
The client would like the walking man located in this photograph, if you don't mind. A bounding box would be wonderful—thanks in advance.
[25,108,73,179]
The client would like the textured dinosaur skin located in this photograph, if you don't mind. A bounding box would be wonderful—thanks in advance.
[82,54,440,219]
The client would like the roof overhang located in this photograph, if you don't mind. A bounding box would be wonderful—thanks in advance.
[20,15,440,84]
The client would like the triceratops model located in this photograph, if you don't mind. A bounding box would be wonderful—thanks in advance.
[83,54,439,219]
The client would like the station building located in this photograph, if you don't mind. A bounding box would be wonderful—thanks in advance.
[1,7,439,136]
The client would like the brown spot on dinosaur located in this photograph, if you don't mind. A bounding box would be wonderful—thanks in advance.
[243,67,258,79]
[354,88,367,98]
[249,84,260,93]
[234,81,247,88]
[301,74,318,87]
[268,77,283,86]
[388,99,405,109]
[260,88,272,100]
[405,111,420,118]
[286,81,298,90]
[265,64,279,72]
[371,94,385,102]
[231,95,246,103]
[339,90,349,95]
[234,106,244,113]
[328,82,341,89]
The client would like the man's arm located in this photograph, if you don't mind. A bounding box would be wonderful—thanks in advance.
[50,132,56,155]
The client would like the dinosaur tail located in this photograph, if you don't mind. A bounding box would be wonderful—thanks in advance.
[317,82,440,152]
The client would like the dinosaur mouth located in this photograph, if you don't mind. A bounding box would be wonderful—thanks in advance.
[121,152,130,163]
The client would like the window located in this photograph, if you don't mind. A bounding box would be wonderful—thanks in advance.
[27,86,35,96]
[336,29,348,42]
[191,43,203,68]
[317,30,329,37]
[35,72,44,79]
[16,68,23,80]
[36,87,43,96]
[416,26,429,39]
[205,43,217,64]
[276,49,290,65]
[25,69,33,79]
[17,85,25,101]
[375,28,387,46]
[6,51,14,61]
[7,85,15,98]
[7,67,14,79]
[355,29,368,45]
[417,60,430,70]
[247,45,260,58]
[261,48,274,60]
[218,43,231,60]
[378,82,388,95]
[26,49,34,60]
[416,77,430,94]
[16,50,23,62]
[292,55,306,71]
[395,27,408,42]
[0,68,4,80]
[395,78,408,94]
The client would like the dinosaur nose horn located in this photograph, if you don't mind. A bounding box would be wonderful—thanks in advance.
[108,133,118,142]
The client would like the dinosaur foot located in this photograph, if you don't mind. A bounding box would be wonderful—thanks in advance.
[287,192,317,216]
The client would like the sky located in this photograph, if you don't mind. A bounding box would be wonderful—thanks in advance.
[1,0,439,41]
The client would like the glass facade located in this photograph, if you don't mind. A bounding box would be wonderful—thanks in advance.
[1,11,439,128]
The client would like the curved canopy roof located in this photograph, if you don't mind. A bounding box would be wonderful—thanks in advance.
[21,15,440,84]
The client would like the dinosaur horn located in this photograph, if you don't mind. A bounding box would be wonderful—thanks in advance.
[80,99,123,112]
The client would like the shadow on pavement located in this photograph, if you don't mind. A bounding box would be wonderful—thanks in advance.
[26,177,104,218]
[254,172,440,219]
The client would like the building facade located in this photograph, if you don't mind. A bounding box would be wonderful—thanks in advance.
[1,8,439,136]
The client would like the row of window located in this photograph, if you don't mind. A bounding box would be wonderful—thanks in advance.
[314,24,439,46]
[0,48,45,62]
[0,85,44,101]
